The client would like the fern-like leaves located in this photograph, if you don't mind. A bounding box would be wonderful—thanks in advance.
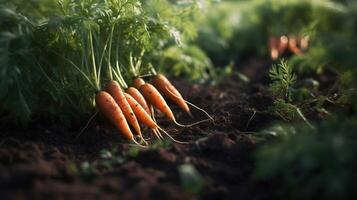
[269,59,296,101]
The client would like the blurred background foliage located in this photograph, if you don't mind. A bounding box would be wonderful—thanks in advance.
[255,117,357,200]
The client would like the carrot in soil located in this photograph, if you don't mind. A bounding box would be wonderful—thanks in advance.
[106,80,146,144]
[125,92,186,144]
[126,87,151,115]
[152,74,191,115]
[95,91,144,147]
[140,83,212,127]
[132,77,156,121]
[139,83,176,121]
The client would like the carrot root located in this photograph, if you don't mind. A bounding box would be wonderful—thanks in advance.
[157,127,188,144]
[152,128,163,140]
[75,111,98,140]
[164,86,214,127]
[131,138,148,148]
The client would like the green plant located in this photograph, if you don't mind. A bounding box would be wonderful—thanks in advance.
[0,0,207,125]
[255,117,357,200]
[152,45,213,82]
[269,59,297,101]
[268,60,314,128]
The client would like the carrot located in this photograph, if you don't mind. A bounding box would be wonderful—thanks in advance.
[139,83,176,122]
[289,37,304,56]
[95,91,144,146]
[278,35,288,54]
[126,87,151,115]
[124,92,156,129]
[132,77,146,89]
[106,80,144,142]
[125,92,187,143]
[269,36,279,60]
[140,82,213,128]
[152,74,190,115]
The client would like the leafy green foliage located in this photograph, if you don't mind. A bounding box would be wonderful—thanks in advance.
[269,59,296,101]
[255,118,357,200]
[152,45,213,81]
[268,60,315,128]
[195,0,351,65]
[0,0,207,124]
[0,7,43,123]
[268,60,299,121]
[268,99,299,122]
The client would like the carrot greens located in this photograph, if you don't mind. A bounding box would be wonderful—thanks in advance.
[0,0,202,125]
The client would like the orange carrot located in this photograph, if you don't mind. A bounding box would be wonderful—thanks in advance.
[269,36,279,60]
[152,74,190,114]
[106,80,143,140]
[126,87,151,115]
[95,91,139,144]
[278,35,288,54]
[289,37,304,56]
[133,77,146,89]
[125,92,187,143]
[139,83,176,122]
[124,92,157,129]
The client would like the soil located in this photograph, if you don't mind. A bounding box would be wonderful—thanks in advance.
[0,61,338,200]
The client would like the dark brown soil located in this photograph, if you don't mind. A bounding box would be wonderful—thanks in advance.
[0,64,337,200]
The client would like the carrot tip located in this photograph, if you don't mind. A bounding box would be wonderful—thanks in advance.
[131,138,148,148]
[187,110,193,118]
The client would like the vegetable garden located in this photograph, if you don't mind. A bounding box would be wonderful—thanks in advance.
[0,0,356,199]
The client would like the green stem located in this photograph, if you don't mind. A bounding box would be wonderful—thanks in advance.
[107,25,115,80]
[296,108,315,129]
[134,49,145,73]
[89,31,100,91]
[129,51,137,77]
[114,34,128,88]
[149,64,158,75]
[35,60,77,110]
[50,49,96,90]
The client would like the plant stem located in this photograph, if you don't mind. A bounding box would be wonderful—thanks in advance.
[107,25,115,80]
[114,34,128,88]
[296,108,315,129]
[129,51,137,77]
[89,31,100,91]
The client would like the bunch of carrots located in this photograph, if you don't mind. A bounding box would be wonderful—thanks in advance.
[95,74,212,147]
[269,35,309,60]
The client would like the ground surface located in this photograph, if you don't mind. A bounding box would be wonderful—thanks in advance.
[0,61,335,200]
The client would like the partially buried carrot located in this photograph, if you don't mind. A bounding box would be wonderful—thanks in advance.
[95,91,143,146]
[152,74,190,115]
[139,83,176,122]
[126,87,151,115]
[106,80,144,143]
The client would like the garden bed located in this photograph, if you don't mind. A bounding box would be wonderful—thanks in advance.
[0,70,274,200]
[0,60,340,200]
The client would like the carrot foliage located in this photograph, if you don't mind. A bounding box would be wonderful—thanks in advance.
[0,0,205,125]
